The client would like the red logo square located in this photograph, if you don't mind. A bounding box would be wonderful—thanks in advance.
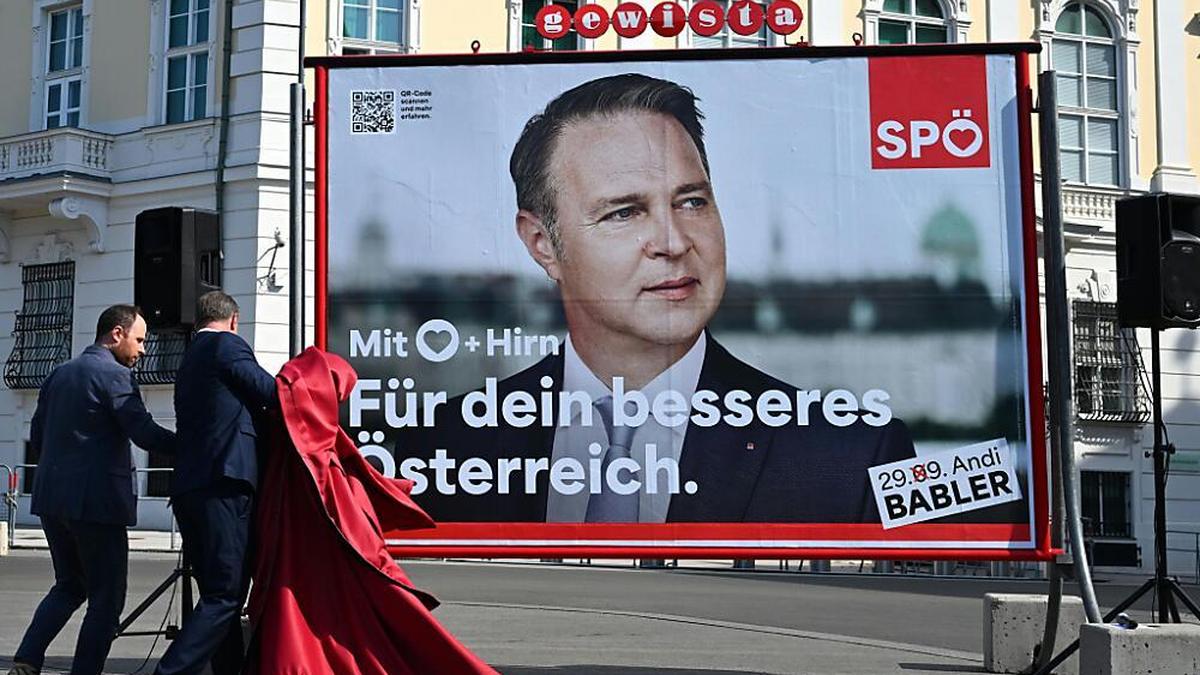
[869,55,991,169]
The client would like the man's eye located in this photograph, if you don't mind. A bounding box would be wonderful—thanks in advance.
[601,206,640,222]
[679,196,708,210]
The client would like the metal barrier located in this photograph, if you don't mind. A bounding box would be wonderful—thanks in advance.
[1166,529,1200,584]
[0,463,181,551]
[1,463,16,548]
[134,467,180,550]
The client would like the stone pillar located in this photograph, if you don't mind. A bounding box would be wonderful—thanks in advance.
[807,0,843,46]
[1150,0,1199,193]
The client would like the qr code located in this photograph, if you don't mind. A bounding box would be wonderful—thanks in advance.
[351,90,395,134]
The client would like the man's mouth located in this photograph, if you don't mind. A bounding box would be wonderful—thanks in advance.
[643,276,699,301]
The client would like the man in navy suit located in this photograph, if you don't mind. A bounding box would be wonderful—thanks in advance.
[155,291,276,675]
[397,74,916,524]
[9,305,175,675]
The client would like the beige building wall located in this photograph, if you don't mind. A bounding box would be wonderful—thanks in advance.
[1137,0,1160,186]
[844,1,864,42]
[89,0,151,130]
[421,0,507,54]
[964,0,987,42]
[1017,0,1036,41]
[0,2,35,134]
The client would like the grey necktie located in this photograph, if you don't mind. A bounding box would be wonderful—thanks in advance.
[585,395,639,522]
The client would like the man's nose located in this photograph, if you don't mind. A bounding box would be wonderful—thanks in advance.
[643,208,694,258]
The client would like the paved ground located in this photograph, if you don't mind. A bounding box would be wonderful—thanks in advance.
[1,535,1196,674]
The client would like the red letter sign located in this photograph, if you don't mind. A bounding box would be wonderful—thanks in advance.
[869,55,991,169]
[535,3,573,41]
[650,1,687,37]
[689,0,726,37]
[765,0,803,35]
[612,2,649,38]
[574,4,610,39]
[727,0,765,36]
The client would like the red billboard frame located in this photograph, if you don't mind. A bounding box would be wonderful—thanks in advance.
[308,43,1052,561]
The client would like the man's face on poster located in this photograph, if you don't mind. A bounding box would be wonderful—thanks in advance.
[524,111,727,353]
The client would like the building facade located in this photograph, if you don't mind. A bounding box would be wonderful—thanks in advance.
[1,0,1198,573]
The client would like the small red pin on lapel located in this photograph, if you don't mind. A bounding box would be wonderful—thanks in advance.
[746,442,756,451]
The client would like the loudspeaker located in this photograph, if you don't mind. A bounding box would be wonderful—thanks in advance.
[1116,193,1200,329]
[135,207,222,329]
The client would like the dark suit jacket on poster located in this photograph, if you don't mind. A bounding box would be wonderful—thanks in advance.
[172,330,277,497]
[29,345,175,526]
[397,335,916,523]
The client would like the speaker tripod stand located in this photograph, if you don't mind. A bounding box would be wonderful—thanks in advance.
[1033,329,1200,675]
[114,555,194,640]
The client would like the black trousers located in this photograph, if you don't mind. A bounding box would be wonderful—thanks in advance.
[15,517,128,675]
[155,481,253,675]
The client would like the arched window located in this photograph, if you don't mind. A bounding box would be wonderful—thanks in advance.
[1053,3,1120,185]
[877,0,949,44]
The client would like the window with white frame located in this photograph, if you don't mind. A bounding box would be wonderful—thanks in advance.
[45,6,84,129]
[342,0,406,54]
[163,0,211,124]
[521,0,579,51]
[691,1,770,48]
[876,0,949,44]
[1053,2,1120,185]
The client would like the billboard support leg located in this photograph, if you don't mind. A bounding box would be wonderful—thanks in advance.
[290,82,306,357]
[1028,67,1103,675]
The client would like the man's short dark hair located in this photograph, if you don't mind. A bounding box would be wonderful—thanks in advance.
[196,290,239,327]
[509,73,710,251]
[95,304,142,341]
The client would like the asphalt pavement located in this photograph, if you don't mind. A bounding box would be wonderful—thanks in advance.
[1,548,1195,674]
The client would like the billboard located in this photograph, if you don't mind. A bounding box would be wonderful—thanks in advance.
[311,44,1050,559]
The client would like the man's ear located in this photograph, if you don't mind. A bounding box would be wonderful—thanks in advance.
[230,312,240,333]
[515,210,561,282]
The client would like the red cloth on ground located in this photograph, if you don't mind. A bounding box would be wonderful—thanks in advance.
[247,347,497,675]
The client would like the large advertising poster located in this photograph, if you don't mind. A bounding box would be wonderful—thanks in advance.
[314,45,1050,558]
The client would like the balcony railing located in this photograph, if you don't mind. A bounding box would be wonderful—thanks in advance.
[1033,176,1130,229]
[0,127,115,182]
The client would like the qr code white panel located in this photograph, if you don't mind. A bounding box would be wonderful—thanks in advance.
[351,90,395,134]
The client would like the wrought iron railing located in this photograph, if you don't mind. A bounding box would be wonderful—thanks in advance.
[133,330,189,385]
[4,261,76,390]
[1072,300,1151,424]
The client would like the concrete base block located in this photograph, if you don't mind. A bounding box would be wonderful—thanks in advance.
[984,593,1084,674]
[0,522,8,556]
[1080,622,1200,675]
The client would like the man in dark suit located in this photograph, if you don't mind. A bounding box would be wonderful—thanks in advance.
[9,305,175,675]
[398,74,915,524]
[155,291,276,675]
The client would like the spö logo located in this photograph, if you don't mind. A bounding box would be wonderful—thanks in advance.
[868,55,991,169]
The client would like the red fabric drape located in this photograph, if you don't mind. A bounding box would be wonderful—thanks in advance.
[247,347,497,675]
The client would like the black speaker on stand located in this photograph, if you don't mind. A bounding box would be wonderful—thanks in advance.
[118,206,222,641]
[134,206,222,330]
[1117,193,1200,330]
[1114,192,1200,622]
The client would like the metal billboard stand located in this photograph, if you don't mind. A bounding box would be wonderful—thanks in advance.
[1030,69,1200,675]
[1028,68,1103,674]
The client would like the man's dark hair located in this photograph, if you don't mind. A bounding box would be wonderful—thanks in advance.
[509,73,709,252]
[95,304,143,341]
[196,290,239,327]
